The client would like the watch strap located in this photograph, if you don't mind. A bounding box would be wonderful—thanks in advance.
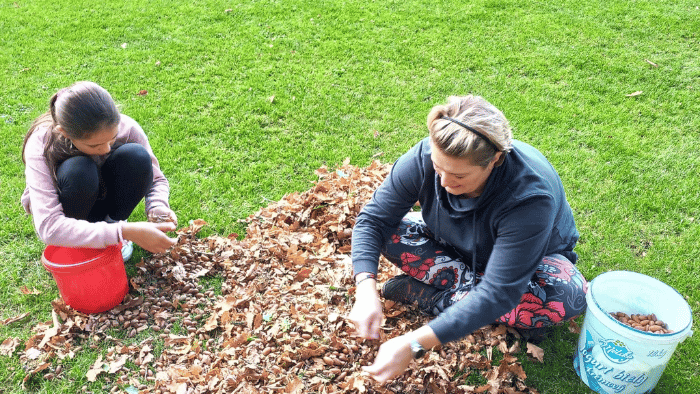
[354,272,376,286]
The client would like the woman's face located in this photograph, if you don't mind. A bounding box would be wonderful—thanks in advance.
[62,125,118,156]
[430,141,501,198]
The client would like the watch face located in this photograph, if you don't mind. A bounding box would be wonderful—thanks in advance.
[410,340,425,358]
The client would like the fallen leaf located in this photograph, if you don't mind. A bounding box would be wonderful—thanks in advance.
[568,319,581,334]
[285,377,304,393]
[138,90,148,96]
[644,59,658,68]
[526,342,544,363]
[295,268,313,281]
[0,337,20,356]
[109,354,128,373]
[86,355,106,382]
[120,43,127,49]
[20,286,41,295]
[626,91,643,97]
[0,312,30,326]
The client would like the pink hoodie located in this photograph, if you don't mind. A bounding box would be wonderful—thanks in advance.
[22,114,170,248]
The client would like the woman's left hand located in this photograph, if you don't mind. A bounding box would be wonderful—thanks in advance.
[148,206,178,226]
[362,335,413,383]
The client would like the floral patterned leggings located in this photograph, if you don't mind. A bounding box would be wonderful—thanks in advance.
[381,213,588,329]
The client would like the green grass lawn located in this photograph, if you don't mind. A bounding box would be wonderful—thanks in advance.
[1,0,698,392]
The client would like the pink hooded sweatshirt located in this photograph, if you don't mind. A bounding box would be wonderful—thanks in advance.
[22,114,170,248]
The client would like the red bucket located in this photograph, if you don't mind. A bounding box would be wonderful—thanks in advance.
[42,244,129,314]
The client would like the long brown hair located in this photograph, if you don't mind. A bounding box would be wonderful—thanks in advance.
[22,81,120,183]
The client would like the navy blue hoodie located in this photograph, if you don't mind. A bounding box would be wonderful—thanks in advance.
[352,138,579,343]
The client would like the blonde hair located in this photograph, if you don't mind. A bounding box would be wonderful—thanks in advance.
[427,95,513,167]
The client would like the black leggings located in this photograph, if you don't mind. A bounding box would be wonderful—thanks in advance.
[57,143,153,223]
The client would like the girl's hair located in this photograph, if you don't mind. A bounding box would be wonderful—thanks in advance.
[22,81,120,182]
[427,95,513,167]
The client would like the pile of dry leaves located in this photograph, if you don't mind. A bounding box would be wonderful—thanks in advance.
[1,160,546,393]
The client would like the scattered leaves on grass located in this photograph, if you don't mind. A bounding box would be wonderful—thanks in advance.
[10,161,541,393]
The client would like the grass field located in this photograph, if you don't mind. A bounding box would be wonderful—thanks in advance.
[1,0,698,392]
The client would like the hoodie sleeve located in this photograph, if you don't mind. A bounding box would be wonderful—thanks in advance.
[427,195,557,344]
[351,140,428,275]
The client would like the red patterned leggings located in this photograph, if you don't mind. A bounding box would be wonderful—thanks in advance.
[382,213,588,329]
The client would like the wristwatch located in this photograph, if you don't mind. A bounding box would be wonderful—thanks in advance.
[409,338,426,359]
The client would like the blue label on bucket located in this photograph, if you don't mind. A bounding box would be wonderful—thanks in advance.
[599,338,634,364]
[574,330,654,394]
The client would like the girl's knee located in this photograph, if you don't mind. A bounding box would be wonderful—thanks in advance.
[112,143,150,166]
[105,143,153,179]
[57,156,100,194]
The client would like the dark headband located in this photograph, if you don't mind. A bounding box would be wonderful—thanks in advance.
[441,116,500,152]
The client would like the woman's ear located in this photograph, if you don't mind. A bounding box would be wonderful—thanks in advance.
[493,151,505,167]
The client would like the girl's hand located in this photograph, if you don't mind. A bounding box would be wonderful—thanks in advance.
[362,335,413,383]
[122,221,177,254]
[148,206,178,226]
[348,279,383,339]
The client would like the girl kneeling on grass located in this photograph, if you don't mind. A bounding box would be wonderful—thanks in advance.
[22,81,177,260]
[349,95,588,383]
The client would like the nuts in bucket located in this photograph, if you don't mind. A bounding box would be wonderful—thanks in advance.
[610,312,674,334]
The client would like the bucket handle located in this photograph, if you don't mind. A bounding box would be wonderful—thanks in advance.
[42,253,103,269]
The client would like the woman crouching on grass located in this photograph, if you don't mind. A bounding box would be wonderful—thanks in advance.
[349,95,588,383]
[22,81,177,260]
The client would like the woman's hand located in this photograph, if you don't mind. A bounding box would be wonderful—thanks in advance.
[363,326,441,384]
[362,335,413,383]
[121,221,177,254]
[147,206,178,226]
[348,279,383,339]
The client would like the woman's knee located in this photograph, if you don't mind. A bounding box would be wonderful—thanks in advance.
[539,254,588,293]
[536,254,588,319]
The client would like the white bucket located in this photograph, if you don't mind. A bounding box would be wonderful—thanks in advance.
[573,271,693,394]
